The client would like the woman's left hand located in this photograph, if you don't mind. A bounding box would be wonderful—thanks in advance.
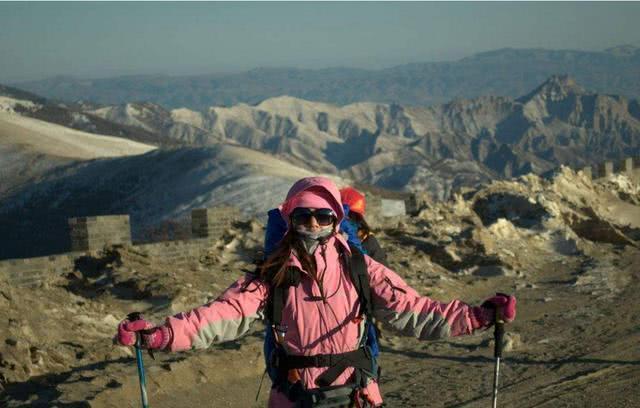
[481,293,517,323]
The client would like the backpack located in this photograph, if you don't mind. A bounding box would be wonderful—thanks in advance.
[259,206,380,400]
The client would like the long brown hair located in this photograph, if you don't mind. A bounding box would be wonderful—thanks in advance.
[349,212,371,237]
[260,230,317,287]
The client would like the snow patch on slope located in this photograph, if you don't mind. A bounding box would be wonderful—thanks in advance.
[171,108,204,128]
[0,111,156,159]
[0,96,41,113]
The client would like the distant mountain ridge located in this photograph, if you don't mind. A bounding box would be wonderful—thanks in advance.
[12,46,640,111]
[3,75,639,200]
[78,75,640,198]
[0,84,166,146]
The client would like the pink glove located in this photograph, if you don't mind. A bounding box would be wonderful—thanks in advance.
[116,316,172,350]
[471,293,517,329]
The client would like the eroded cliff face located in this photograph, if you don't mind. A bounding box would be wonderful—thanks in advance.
[84,76,640,197]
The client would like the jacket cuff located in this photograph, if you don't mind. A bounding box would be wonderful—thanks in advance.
[157,324,173,350]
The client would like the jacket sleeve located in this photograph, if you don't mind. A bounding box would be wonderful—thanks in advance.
[165,275,268,351]
[366,256,485,340]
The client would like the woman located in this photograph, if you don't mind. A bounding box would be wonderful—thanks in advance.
[339,187,387,266]
[116,176,516,407]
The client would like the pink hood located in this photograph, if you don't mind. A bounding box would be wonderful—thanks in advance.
[279,176,345,227]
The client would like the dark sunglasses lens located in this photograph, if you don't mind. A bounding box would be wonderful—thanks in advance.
[292,211,312,225]
[314,210,335,226]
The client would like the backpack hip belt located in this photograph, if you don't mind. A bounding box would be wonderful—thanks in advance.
[274,347,373,387]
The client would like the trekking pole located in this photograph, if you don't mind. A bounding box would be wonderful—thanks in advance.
[491,308,505,408]
[127,312,149,408]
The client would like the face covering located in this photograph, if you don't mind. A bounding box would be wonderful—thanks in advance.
[295,225,334,255]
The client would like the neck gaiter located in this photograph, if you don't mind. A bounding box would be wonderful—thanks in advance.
[295,225,334,255]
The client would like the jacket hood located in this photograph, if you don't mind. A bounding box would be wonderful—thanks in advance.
[280,177,344,228]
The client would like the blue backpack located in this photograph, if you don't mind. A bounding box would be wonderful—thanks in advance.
[261,205,380,390]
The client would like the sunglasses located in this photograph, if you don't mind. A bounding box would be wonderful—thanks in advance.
[290,208,336,226]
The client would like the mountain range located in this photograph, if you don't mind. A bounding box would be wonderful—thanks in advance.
[2,72,640,259]
[12,46,640,111]
[83,75,640,198]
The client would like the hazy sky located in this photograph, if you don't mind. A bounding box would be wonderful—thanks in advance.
[1,2,639,82]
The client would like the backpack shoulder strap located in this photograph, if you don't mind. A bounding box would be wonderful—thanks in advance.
[270,285,286,327]
[265,266,302,325]
[346,242,373,318]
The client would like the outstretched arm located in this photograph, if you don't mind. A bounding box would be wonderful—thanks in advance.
[166,275,268,351]
[366,256,489,340]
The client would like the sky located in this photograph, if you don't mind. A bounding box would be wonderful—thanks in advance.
[1,2,639,83]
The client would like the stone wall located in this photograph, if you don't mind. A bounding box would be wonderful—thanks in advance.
[191,207,241,239]
[69,215,131,251]
[135,238,213,270]
[0,251,87,288]
[582,157,640,180]
[0,207,240,288]
[0,239,220,289]
[380,199,407,217]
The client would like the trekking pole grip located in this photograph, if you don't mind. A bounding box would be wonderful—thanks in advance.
[127,312,143,323]
[127,312,149,408]
[494,307,505,358]
[126,312,142,344]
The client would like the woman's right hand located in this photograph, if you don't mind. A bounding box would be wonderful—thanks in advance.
[115,315,171,350]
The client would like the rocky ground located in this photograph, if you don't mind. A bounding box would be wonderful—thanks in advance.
[1,167,639,407]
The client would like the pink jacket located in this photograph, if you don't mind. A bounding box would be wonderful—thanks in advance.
[164,178,488,407]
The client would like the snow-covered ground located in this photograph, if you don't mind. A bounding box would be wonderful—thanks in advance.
[0,96,41,113]
[0,111,156,159]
